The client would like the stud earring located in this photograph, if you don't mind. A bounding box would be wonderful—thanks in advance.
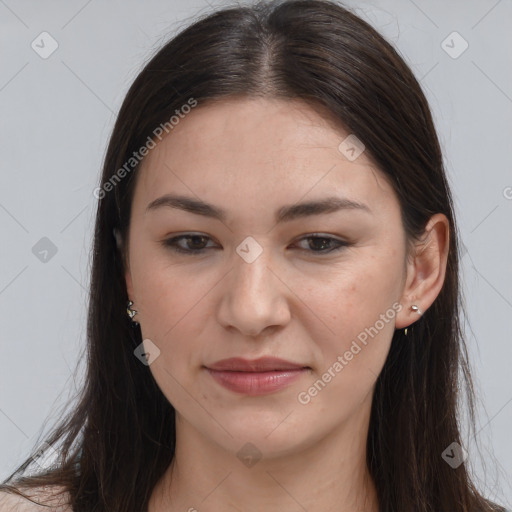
[411,304,423,315]
[404,304,422,336]
[126,300,138,324]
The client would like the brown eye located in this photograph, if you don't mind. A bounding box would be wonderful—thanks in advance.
[162,234,215,255]
[294,235,349,254]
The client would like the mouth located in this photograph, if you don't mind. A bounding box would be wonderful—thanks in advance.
[204,357,310,395]
[206,356,309,372]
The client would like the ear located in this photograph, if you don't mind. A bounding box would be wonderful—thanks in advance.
[395,213,450,329]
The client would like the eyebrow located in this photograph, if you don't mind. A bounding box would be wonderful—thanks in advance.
[146,193,372,223]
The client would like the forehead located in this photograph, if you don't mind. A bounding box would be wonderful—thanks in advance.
[133,97,397,217]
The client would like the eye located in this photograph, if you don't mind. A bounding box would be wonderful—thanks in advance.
[292,234,349,254]
[162,234,216,255]
[162,233,350,256]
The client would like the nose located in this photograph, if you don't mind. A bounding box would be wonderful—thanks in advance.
[216,247,291,338]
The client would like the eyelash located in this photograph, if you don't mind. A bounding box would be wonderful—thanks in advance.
[162,233,350,256]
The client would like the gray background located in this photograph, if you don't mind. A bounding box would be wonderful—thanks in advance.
[1,0,511,506]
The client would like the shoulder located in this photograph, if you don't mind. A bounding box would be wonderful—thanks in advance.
[0,486,72,512]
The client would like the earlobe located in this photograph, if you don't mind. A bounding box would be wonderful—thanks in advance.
[395,213,450,329]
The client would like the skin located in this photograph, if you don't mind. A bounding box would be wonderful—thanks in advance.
[123,97,449,512]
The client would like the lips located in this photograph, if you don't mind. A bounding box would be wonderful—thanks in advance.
[206,356,308,372]
[204,357,310,395]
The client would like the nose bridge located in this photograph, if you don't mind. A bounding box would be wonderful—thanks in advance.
[218,243,290,335]
[231,244,275,302]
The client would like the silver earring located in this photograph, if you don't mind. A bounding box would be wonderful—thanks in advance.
[411,304,423,315]
[127,300,138,323]
[404,304,422,336]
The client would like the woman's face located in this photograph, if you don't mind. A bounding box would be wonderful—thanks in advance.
[125,97,411,458]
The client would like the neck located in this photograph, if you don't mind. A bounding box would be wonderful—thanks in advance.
[149,401,379,512]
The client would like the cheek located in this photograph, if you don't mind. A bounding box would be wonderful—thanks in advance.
[293,270,399,419]
[130,238,198,317]
[135,264,212,342]
[130,249,219,373]
[130,256,215,407]
[294,253,402,371]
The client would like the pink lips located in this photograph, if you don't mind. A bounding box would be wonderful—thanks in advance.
[205,357,309,395]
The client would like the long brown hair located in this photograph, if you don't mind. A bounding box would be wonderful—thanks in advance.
[1,1,504,510]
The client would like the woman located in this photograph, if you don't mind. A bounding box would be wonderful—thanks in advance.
[0,0,507,510]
